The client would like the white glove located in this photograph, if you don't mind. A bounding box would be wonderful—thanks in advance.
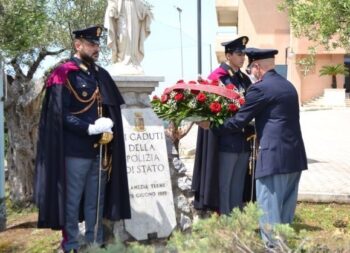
[87,117,114,135]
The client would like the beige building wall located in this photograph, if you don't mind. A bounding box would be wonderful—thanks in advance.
[238,0,290,66]
[216,0,347,104]
[297,54,345,103]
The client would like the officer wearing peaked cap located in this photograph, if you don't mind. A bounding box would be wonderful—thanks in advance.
[34,25,130,252]
[200,47,308,247]
[72,25,104,45]
[221,36,249,53]
[192,36,255,214]
[245,48,278,68]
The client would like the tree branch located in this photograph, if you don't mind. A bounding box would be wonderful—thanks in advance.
[10,57,26,80]
[26,48,66,80]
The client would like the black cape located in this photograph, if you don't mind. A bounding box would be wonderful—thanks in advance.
[34,61,131,230]
[192,128,220,211]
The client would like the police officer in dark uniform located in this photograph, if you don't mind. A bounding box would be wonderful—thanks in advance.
[192,36,254,214]
[199,47,308,246]
[34,26,130,253]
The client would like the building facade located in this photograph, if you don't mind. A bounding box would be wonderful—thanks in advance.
[215,0,348,104]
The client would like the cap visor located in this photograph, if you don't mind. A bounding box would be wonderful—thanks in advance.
[85,38,100,45]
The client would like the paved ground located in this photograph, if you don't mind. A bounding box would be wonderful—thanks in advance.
[179,108,350,203]
[298,108,350,203]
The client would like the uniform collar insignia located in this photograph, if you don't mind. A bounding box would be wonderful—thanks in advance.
[79,63,89,72]
[96,27,102,37]
[228,69,234,77]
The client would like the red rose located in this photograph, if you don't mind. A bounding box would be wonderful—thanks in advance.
[209,101,222,113]
[198,79,209,85]
[228,103,238,112]
[196,93,207,103]
[152,95,159,101]
[226,84,236,90]
[191,89,200,95]
[189,80,197,84]
[160,94,168,103]
[238,97,245,105]
[176,79,184,84]
[209,79,219,86]
[174,93,185,101]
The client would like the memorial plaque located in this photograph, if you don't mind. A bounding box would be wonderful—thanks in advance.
[122,108,176,240]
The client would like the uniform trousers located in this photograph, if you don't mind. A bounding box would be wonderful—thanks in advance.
[256,171,301,245]
[62,156,107,252]
[219,151,250,214]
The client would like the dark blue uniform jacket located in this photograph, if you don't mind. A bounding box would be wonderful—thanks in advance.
[214,69,308,178]
[62,58,100,158]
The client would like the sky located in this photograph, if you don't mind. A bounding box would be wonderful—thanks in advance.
[140,0,218,95]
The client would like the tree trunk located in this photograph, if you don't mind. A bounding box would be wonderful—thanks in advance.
[5,78,43,205]
[331,75,337,88]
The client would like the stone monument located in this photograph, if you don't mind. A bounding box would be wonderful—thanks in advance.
[122,108,176,240]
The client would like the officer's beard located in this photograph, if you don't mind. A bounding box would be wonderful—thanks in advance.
[80,51,98,65]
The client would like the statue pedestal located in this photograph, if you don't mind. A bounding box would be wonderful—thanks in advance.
[111,75,164,108]
[109,74,179,242]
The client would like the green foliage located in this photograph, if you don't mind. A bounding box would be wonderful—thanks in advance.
[0,0,48,57]
[85,240,154,253]
[319,64,349,88]
[280,0,350,51]
[2,202,350,252]
[297,54,316,76]
[46,0,107,50]
[0,0,107,78]
[167,203,266,253]
[319,64,349,77]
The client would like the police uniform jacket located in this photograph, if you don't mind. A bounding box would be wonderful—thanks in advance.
[62,57,101,158]
[215,69,308,178]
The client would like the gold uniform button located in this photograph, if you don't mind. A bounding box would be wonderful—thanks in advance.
[82,91,88,97]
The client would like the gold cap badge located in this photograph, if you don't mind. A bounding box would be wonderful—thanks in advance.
[96,27,102,37]
[242,37,247,46]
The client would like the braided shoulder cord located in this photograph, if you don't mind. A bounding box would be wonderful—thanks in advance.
[66,79,101,115]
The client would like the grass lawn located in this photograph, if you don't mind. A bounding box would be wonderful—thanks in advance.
[294,202,350,233]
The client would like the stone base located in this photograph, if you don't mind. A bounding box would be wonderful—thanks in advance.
[323,88,346,107]
[109,75,164,108]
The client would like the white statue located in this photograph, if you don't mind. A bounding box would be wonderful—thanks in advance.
[104,0,152,75]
